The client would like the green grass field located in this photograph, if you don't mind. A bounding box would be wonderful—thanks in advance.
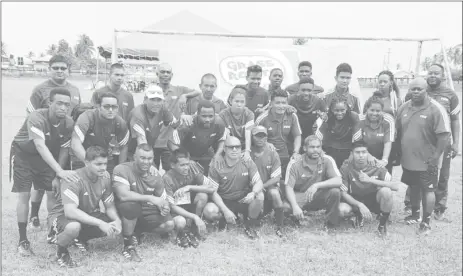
[2,78,462,276]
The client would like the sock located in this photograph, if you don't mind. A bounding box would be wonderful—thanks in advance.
[30,201,41,219]
[379,212,390,226]
[275,208,284,227]
[411,207,420,217]
[422,213,431,224]
[123,235,132,247]
[57,245,68,256]
[18,222,27,242]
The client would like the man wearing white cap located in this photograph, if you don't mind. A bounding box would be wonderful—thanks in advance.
[128,85,179,165]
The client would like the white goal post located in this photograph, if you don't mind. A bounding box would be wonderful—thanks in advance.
[110,29,455,91]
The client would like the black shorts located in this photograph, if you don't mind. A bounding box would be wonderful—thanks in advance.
[222,198,250,217]
[117,201,172,232]
[48,212,111,243]
[401,168,438,192]
[350,192,381,214]
[263,187,283,215]
[11,142,55,193]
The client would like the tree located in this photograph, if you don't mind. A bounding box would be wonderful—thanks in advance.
[47,44,58,55]
[27,51,35,59]
[57,39,70,54]
[74,34,96,69]
[39,52,45,58]
[293,38,308,45]
[421,56,433,71]
[1,41,6,56]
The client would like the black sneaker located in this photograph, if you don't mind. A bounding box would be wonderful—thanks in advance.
[418,222,431,235]
[73,238,88,252]
[17,240,34,257]
[275,228,284,238]
[130,235,139,247]
[176,233,190,248]
[244,227,258,240]
[122,245,142,262]
[29,216,41,230]
[57,251,77,268]
[187,232,200,248]
[218,217,227,232]
[377,225,387,237]
[405,214,421,225]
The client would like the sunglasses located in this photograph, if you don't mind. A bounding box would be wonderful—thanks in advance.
[225,145,241,150]
[51,66,68,71]
[410,87,424,92]
[102,104,119,111]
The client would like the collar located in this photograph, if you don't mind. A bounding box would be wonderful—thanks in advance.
[49,78,67,87]
[107,84,123,94]
[363,114,384,130]
[332,86,350,96]
[200,94,220,103]
[268,107,286,122]
[301,154,323,169]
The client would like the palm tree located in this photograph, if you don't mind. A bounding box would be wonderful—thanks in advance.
[1,41,6,56]
[47,44,58,55]
[27,51,35,59]
[75,34,95,60]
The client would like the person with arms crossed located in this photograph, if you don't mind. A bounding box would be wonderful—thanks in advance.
[396,78,450,234]
[11,88,78,256]
[47,146,121,267]
[203,136,264,239]
[250,126,285,237]
[256,89,302,185]
[91,63,134,123]
[168,100,226,175]
[112,144,176,262]
[339,140,401,237]
[26,54,81,231]
[163,148,218,248]
[71,92,130,173]
[322,63,361,114]
[285,61,324,96]
[283,135,344,229]
[185,73,227,115]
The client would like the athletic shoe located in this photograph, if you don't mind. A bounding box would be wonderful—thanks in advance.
[377,225,387,237]
[29,217,41,230]
[131,235,139,247]
[176,233,190,248]
[404,215,421,225]
[433,210,448,221]
[403,206,412,214]
[244,227,258,240]
[275,228,284,238]
[73,238,88,252]
[57,251,77,268]
[122,245,142,262]
[187,232,199,248]
[418,222,431,235]
[17,240,34,257]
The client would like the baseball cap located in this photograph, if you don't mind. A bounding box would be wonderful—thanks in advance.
[145,85,164,100]
[251,125,267,136]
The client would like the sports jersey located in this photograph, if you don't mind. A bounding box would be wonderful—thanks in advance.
[251,143,281,184]
[13,108,73,161]
[113,162,166,201]
[288,93,326,142]
[358,113,395,159]
[163,168,218,205]
[219,107,255,147]
[243,87,269,114]
[255,108,302,158]
[396,97,451,171]
[367,91,402,117]
[284,154,346,193]
[50,167,114,217]
[185,95,227,115]
[340,162,392,197]
[322,87,361,114]
[170,116,226,160]
[427,85,460,121]
[208,158,261,201]
[73,109,129,156]
[27,79,81,116]
[315,112,361,150]
[285,82,324,95]
[91,85,134,123]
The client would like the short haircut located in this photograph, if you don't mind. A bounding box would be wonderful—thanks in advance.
[169,148,191,164]
[429,63,445,73]
[299,77,315,85]
[49,54,70,67]
[363,95,384,114]
[271,89,288,101]
[352,139,368,150]
[97,92,119,105]
[336,63,353,76]
[247,65,262,77]
[201,73,217,84]
[135,143,153,153]
[197,99,215,113]
[49,88,71,102]
[110,63,124,74]
[270,68,283,75]
[85,146,108,161]
[298,61,312,70]
[228,85,247,105]
[304,135,322,146]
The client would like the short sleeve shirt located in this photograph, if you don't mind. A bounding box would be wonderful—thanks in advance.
[170,116,226,160]
[27,79,81,116]
[208,158,261,201]
[316,112,362,150]
[91,86,134,123]
[396,97,451,171]
[289,93,326,141]
[60,168,114,214]
[113,162,166,201]
[13,108,73,160]
[186,95,227,115]
[340,162,391,197]
[357,113,395,159]
[322,88,362,114]
[255,108,302,158]
[251,143,281,184]
[244,87,269,114]
[219,107,255,147]
[427,85,461,121]
[285,154,345,193]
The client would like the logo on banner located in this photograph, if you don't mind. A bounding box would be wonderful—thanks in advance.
[219,55,285,86]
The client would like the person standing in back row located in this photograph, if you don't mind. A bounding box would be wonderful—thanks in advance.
[91,63,134,123]
[185,73,227,115]
[285,61,324,96]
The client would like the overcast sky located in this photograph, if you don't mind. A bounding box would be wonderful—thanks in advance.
[2,2,461,57]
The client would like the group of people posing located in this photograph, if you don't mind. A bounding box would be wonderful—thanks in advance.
[10,54,460,267]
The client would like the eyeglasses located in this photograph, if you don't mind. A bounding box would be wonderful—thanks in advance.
[51,66,68,71]
[410,87,424,92]
[101,104,119,111]
[225,145,241,150]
